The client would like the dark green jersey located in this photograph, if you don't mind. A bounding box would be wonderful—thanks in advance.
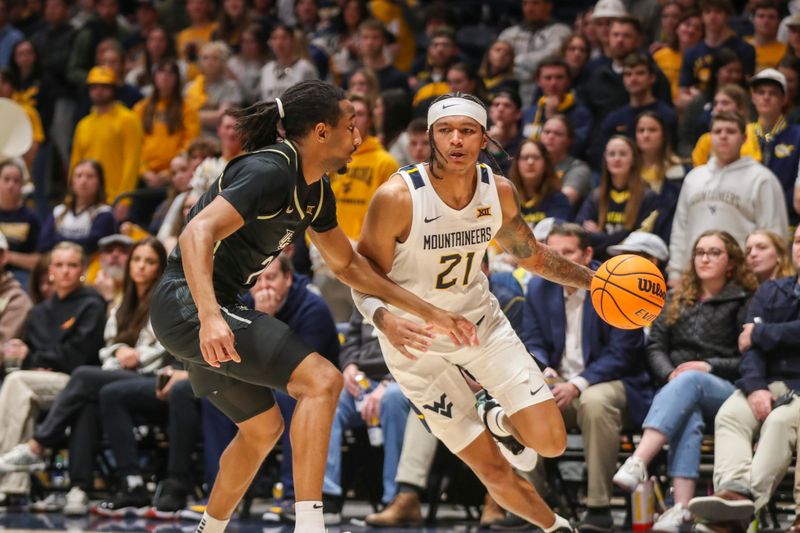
[169,140,337,304]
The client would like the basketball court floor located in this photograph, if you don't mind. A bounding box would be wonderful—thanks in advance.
[0,502,506,532]
[0,501,794,532]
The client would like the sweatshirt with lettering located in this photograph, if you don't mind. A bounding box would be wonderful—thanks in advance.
[668,156,788,282]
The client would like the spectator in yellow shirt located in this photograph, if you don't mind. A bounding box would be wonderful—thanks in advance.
[176,0,217,81]
[653,10,703,107]
[134,61,200,182]
[321,92,398,320]
[746,0,786,72]
[331,92,399,241]
[184,41,243,136]
[70,66,143,212]
[129,61,199,227]
[692,83,757,166]
[0,68,42,170]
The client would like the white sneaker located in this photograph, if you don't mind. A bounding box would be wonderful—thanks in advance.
[30,492,66,512]
[612,455,648,492]
[0,443,45,473]
[652,504,692,533]
[496,440,539,472]
[63,487,89,516]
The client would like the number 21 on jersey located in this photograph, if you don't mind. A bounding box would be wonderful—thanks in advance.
[436,252,476,289]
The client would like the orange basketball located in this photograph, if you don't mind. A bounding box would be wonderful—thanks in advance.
[590,254,666,330]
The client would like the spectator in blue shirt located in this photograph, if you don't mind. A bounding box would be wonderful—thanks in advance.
[593,53,678,169]
[678,0,755,104]
[0,161,40,286]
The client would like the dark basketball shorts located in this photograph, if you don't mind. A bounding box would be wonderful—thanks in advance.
[151,268,314,423]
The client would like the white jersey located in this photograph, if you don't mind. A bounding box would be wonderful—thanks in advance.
[389,162,503,326]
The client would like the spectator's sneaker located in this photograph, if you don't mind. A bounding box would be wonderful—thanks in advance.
[689,490,755,523]
[578,507,614,533]
[261,498,293,523]
[30,492,66,513]
[63,487,90,516]
[93,486,150,517]
[364,492,423,527]
[652,504,692,533]
[695,521,749,533]
[613,455,648,492]
[476,392,538,472]
[152,479,188,515]
[179,503,207,521]
[0,444,45,473]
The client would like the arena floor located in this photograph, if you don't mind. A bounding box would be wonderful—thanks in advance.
[0,501,508,533]
[0,504,794,532]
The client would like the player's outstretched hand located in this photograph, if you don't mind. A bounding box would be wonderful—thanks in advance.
[427,310,479,348]
[199,313,241,368]
[375,309,434,360]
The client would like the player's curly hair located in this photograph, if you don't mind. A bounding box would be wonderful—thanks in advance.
[665,230,758,325]
[427,92,506,179]
[232,80,347,151]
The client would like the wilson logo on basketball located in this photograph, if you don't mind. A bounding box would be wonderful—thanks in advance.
[637,278,665,300]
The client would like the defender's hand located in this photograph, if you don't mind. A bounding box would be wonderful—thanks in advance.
[426,309,479,348]
[375,309,434,360]
[199,313,240,368]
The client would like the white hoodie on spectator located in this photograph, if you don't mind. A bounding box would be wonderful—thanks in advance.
[668,155,788,282]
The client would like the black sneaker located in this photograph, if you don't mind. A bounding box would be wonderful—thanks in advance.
[92,485,151,517]
[153,479,188,513]
[578,507,614,533]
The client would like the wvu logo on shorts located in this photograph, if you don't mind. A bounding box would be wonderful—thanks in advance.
[423,393,453,418]
[476,206,492,219]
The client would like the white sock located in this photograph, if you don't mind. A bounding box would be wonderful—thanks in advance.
[294,500,325,532]
[126,475,143,489]
[485,405,512,437]
[196,511,229,533]
[544,513,572,533]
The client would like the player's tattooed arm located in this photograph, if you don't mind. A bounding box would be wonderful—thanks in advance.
[495,178,593,290]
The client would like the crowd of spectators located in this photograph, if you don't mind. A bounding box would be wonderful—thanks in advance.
[0,0,797,531]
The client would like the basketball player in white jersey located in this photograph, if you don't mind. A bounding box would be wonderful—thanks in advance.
[352,93,595,531]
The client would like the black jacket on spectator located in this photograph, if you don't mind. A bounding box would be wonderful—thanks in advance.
[339,312,389,381]
[581,62,673,127]
[242,273,339,365]
[30,21,76,124]
[738,276,800,395]
[21,286,107,373]
[647,282,750,386]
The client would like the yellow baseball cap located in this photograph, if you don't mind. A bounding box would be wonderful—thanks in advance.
[86,66,116,85]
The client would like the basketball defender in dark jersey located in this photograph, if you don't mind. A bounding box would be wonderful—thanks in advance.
[150,81,476,533]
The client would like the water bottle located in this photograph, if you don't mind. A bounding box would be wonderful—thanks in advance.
[353,372,369,412]
[51,452,68,489]
[631,479,655,531]
[354,373,384,447]
[367,419,384,447]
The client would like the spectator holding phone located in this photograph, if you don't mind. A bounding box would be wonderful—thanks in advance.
[688,225,800,529]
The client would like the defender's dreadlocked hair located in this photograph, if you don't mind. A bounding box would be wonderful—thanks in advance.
[427,92,507,179]
[232,80,348,152]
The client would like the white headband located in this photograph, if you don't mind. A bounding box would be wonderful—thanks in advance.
[275,97,285,119]
[427,97,487,130]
